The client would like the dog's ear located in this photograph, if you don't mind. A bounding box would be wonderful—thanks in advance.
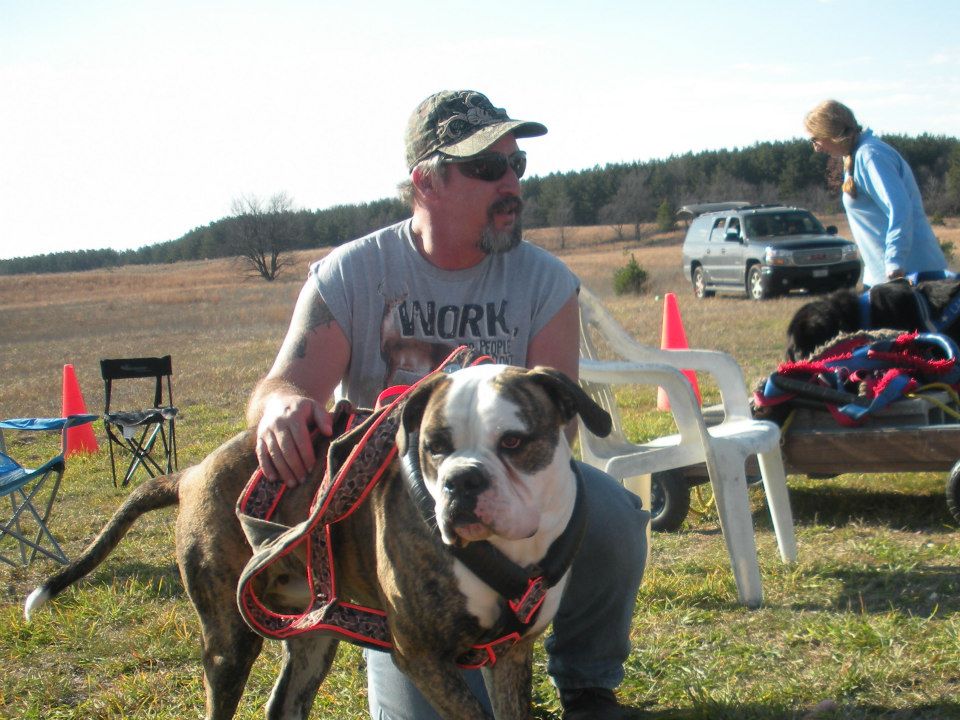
[527,366,612,438]
[785,289,858,361]
[397,372,448,456]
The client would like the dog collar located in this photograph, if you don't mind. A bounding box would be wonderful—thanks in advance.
[400,433,587,624]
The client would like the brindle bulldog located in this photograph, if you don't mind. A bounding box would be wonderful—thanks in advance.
[25,364,610,720]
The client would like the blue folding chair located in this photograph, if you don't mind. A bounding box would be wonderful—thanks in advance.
[0,414,98,566]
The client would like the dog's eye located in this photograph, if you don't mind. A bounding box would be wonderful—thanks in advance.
[500,434,525,451]
[425,439,452,457]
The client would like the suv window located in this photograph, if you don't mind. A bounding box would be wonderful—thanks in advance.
[745,210,824,238]
[708,218,728,243]
[728,217,741,238]
[687,216,711,244]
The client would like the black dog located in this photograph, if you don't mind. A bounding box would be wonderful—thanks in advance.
[785,278,960,360]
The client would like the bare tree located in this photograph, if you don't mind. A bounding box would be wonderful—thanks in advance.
[229,192,299,281]
[548,190,574,249]
[599,169,654,242]
[520,195,544,229]
[598,204,627,241]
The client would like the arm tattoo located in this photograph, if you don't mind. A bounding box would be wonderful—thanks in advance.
[307,300,337,332]
[293,299,337,359]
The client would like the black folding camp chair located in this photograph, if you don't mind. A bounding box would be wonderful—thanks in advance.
[0,414,98,566]
[100,355,178,487]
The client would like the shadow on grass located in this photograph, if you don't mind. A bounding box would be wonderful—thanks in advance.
[761,484,957,532]
[92,560,186,600]
[797,564,960,616]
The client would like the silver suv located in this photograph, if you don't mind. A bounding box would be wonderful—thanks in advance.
[680,204,861,300]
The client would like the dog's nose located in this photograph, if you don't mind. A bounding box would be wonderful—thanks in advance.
[443,467,489,497]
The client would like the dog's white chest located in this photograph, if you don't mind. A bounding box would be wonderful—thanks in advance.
[453,561,568,635]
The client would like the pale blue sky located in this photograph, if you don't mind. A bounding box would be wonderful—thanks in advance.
[2,0,958,260]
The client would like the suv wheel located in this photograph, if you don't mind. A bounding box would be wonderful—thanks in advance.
[692,266,714,299]
[746,264,768,300]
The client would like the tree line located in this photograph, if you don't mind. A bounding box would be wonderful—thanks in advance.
[0,196,409,277]
[521,133,960,246]
[4,134,959,276]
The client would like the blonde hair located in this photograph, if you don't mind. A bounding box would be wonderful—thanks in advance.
[804,99,863,197]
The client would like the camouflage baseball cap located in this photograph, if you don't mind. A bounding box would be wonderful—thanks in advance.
[405,90,547,171]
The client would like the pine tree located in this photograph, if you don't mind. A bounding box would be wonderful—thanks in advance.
[655,199,675,233]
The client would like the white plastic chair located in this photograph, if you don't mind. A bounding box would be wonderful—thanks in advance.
[577,286,796,607]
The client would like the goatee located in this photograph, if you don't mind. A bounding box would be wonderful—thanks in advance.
[479,196,523,254]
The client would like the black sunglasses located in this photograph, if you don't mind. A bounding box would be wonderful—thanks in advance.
[443,151,527,181]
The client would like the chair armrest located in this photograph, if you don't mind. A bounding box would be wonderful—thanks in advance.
[585,318,752,419]
[579,360,711,445]
[640,349,753,420]
[0,415,100,454]
[584,344,753,421]
[579,286,753,420]
[0,417,67,432]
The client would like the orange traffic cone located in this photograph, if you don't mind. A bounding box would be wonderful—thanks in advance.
[61,364,99,456]
[657,293,701,411]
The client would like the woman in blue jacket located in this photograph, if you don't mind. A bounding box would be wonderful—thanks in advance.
[804,99,947,287]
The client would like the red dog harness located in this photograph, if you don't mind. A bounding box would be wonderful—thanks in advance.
[235,347,585,668]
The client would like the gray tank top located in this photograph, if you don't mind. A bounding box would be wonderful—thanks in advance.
[310,218,578,406]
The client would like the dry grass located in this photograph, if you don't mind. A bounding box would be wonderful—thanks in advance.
[1,250,331,422]
[3,218,960,719]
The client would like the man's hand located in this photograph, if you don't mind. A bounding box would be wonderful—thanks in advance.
[247,283,350,488]
[255,393,333,488]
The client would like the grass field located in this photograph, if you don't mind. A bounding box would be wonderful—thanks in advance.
[3,216,960,719]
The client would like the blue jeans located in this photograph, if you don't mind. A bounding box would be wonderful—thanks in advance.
[365,461,649,719]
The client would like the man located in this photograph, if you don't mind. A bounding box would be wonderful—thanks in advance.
[247,89,648,720]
